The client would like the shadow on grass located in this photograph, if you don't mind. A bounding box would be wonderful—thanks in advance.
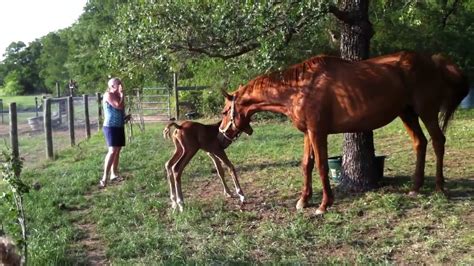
[238,159,300,172]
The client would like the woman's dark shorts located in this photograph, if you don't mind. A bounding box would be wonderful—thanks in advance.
[103,126,126,147]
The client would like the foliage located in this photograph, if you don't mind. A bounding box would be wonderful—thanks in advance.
[0,71,24,96]
[0,149,29,263]
[0,0,472,100]
[0,41,45,95]
[370,0,474,75]
[37,32,70,93]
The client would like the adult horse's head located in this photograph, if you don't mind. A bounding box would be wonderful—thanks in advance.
[218,85,253,142]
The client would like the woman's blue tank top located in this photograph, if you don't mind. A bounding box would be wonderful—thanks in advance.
[103,99,124,127]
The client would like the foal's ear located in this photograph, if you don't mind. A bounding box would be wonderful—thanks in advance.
[220,88,233,101]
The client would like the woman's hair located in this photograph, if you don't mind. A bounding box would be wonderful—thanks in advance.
[107,77,121,90]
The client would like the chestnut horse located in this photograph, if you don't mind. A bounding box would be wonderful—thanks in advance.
[219,51,468,214]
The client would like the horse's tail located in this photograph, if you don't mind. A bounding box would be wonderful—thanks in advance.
[163,122,181,139]
[432,54,470,132]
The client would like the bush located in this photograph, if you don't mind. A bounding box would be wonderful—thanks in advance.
[201,89,224,117]
[1,71,24,96]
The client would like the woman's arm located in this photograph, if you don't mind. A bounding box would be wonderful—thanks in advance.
[104,91,125,110]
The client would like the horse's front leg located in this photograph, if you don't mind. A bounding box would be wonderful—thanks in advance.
[207,152,232,198]
[308,130,333,214]
[296,133,314,210]
[213,150,245,203]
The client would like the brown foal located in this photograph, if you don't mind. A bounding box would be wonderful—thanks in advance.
[163,120,246,212]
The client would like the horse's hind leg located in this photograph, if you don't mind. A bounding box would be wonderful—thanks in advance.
[207,152,232,198]
[399,110,428,195]
[165,141,184,210]
[172,145,198,212]
[213,150,245,203]
[421,115,447,194]
[296,133,314,210]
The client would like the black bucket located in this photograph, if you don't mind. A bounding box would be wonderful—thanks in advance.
[328,155,386,181]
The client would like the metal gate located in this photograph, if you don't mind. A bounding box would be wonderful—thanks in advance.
[130,87,171,122]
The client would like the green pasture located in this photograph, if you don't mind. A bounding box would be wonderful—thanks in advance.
[0,95,43,111]
[0,109,473,264]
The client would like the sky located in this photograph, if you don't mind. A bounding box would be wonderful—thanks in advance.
[0,0,88,60]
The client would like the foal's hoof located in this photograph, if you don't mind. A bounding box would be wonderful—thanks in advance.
[296,198,307,210]
[408,191,419,197]
[238,194,245,203]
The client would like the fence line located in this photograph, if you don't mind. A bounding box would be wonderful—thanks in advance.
[5,94,103,163]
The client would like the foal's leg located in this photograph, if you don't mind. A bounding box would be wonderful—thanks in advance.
[296,133,314,210]
[165,141,183,210]
[399,111,428,195]
[213,150,245,203]
[207,152,233,198]
[421,115,447,194]
[308,130,333,215]
[171,145,198,212]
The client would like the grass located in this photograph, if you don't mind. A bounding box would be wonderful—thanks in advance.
[0,95,44,111]
[0,109,473,264]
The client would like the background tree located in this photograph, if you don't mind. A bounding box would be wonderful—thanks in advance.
[37,32,70,93]
[0,41,44,95]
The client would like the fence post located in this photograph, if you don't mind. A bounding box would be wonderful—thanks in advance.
[44,98,53,159]
[173,72,179,120]
[1,99,4,124]
[84,94,91,139]
[68,96,75,146]
[9,103,19,159]
[56,82,60,97]
[35,97,39,117]
[97,92,102,132]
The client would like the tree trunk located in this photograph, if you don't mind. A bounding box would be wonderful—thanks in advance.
[338,0,378,191]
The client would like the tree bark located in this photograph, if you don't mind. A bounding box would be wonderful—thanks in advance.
[337,0,378,191]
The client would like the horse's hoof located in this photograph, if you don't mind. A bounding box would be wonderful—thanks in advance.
[408,191,418,197]
[296,198,306,210]
[224,192,232,198]
[435,188,448,197]
[239,194,245,203]
[315,208,326,215]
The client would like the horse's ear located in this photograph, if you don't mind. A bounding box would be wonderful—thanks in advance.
[220,88,233,101]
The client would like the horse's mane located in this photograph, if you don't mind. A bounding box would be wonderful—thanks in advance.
[244,55,346,92]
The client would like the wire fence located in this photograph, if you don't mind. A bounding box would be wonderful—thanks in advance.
[0,95,101,168]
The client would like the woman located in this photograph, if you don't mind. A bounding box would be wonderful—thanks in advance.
[100,77,126,188]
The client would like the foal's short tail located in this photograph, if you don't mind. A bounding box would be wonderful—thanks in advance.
[433,54,470,132]
[163,122,182,139]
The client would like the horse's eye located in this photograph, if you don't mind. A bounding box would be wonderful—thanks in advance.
[222,110,228,115]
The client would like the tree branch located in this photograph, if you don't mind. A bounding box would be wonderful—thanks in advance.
[441,0,461,29]
[328,4,356,25]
